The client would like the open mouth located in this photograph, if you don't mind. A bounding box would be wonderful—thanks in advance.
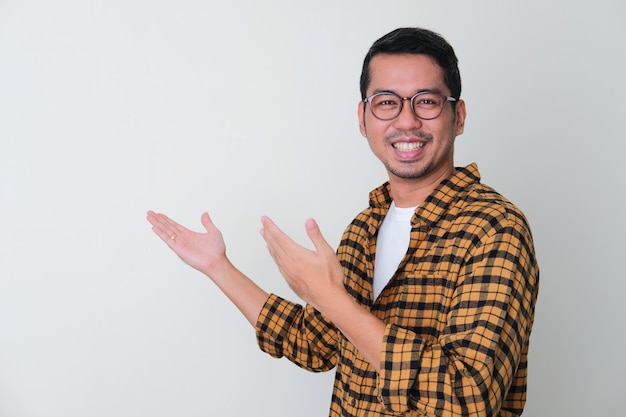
[392,142,424,151]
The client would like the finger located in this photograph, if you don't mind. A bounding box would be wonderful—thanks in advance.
[304,218,333,255]
[259,216,280,254]
[153,222,181,246]
[200,212,218,233]
[150,213,178,236]
[261,216,301,266]
[260,216,295,254]
[260,216,280,243]
[147,211,185,245]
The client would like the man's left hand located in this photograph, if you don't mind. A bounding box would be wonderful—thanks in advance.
[260,216,346,311]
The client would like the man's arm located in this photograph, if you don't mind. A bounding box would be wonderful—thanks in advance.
[260,216,386,371]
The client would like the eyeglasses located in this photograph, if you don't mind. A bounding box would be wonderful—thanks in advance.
[363,91,457,121]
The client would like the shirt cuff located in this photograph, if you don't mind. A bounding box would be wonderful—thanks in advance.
[378,323,424,413]
[255,293,301,358]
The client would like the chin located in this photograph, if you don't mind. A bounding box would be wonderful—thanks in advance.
[387,163,430,180]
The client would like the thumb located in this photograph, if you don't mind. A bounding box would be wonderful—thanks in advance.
[201,212,216,232]
[305,218,331,253]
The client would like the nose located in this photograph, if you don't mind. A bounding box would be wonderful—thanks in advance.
[393,98,423,129]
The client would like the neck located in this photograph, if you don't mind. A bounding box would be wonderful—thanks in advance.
[389,166,455,208]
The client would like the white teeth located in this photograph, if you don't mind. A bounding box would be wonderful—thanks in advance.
[393,142,424,151]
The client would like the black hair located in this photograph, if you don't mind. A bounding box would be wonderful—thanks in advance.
[359,27,461,101]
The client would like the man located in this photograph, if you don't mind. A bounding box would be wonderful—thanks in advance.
[147,27,539,417]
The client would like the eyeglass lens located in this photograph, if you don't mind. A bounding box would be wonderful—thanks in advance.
[369,92,447,120]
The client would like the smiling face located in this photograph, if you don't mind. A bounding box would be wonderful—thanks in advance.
[358,53,466,188]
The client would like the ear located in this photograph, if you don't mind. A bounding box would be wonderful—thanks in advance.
[454,99,467,136]
[357,100,367,137]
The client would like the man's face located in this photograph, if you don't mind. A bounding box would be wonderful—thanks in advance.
[358,53,466,185]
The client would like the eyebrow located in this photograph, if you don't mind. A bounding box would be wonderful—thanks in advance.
[371,87,445,96]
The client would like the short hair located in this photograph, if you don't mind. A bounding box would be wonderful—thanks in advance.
[359,27,461,101]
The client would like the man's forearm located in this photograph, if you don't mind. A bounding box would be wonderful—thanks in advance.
[316,290,386,372]
[204,258,269,327]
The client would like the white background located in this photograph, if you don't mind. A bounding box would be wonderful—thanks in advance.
[1,1,624,416]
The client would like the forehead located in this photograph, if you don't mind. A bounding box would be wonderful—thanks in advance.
[368,53,446,94]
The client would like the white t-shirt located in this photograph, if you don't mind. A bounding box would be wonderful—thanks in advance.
[372,201,417,300]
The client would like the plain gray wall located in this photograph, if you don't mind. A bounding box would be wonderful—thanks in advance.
[1,1,624,416]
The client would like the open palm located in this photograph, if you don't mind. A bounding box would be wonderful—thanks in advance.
[146,211,227,275]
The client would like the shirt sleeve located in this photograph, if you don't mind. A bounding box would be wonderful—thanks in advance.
[255,293,339,372]
[377,213,539,416]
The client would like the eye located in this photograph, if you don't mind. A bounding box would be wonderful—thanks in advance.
[372,94,400,107]
[414,94,441,107]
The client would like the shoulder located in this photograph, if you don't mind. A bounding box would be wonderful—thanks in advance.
[461,182,531,231]
[448,182,537,265]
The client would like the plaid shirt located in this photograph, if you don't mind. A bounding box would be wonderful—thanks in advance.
[256,163,539,417]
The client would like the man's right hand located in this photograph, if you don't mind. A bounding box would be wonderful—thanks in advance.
[146,211,228,277]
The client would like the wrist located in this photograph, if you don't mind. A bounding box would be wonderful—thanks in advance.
[202,255,233,281]
[314,284,353,319]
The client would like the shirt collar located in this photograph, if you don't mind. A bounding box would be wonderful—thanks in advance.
[368,163,482,225]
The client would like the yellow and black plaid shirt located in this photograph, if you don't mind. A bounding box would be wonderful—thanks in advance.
[256,163,539,417]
